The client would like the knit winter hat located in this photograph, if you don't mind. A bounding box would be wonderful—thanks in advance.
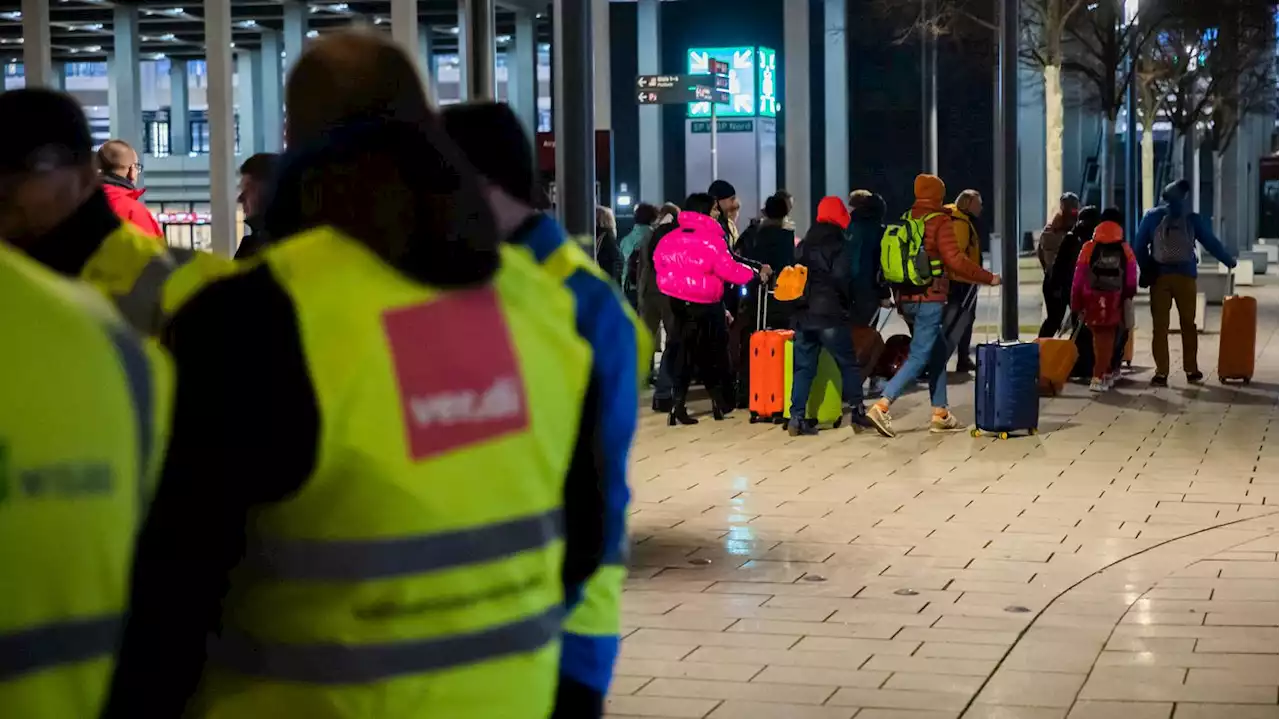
[441,102,541,208]
[708,179,737,201]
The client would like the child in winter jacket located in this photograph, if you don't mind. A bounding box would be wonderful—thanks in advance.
[1070,220,1137,392]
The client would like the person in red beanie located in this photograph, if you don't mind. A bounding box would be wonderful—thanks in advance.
[787,196,875,435]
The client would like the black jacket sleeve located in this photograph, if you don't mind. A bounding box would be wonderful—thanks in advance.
[104,265,319,719]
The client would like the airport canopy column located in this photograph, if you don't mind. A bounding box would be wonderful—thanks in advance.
[554,0,594,235]
[783,0,810,233]
[170,60,190,157]
[110,2,143,152]
[20,0,53,88]
[391,0,420,70]
[205,0,238,257]
[462,0,495,100]
[637,0,662,204]
[509,9,538,137]
[236,49,263,156]
[823,0,847,197]
[283,0,307,75]
[258,30,284,152]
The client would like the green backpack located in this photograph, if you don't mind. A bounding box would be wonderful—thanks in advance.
[880,211,945,288]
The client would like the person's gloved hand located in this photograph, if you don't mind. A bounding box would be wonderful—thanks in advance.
[1139,272,1153,289]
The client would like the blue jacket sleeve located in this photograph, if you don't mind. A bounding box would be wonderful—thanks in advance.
[1191,212,1236,268]
[558,269,639,698]
[1134,209,1159,270]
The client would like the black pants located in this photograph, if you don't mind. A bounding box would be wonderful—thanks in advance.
[670,299,730,407]
[1039,287,1069,338]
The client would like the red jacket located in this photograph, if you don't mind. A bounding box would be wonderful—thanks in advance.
[1071,222,1138,328]
[902,174,994,303]
[102,179,164,239]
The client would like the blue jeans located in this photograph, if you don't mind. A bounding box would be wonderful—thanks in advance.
[882,301,949,408]
[789,326,864,419]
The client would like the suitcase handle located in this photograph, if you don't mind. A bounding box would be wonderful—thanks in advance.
[756,282,773,332]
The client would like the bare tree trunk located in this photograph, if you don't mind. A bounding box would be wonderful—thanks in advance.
[1099,114,1112,209]
[1044,63,1064,220]
[1141,124,1155,211]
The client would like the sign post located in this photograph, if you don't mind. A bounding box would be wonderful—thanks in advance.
[637,63,731,178]
[708,58,729,178]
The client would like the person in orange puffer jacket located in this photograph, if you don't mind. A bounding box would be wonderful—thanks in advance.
[97,139,164,239]
[866,174,1000,439]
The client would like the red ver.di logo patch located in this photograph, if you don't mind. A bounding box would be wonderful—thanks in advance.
[383,288,529,460]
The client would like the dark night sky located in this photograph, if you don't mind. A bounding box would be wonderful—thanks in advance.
[608,0,997,221]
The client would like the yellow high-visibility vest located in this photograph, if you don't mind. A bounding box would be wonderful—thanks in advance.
[190,228,592,719]
[79,223,236,335]
[0,244,172,718]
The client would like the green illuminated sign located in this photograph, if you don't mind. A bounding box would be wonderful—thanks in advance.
[687,46,755,118]
[757,47,777,118]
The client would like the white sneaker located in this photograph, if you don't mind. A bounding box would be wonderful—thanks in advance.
[1090,379,1105,393]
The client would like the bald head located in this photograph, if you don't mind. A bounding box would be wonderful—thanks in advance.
[98,139,140,183]
[285,31,434,147]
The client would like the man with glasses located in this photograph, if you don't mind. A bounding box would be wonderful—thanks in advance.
[0,90,233,335]
[98,139,163,238]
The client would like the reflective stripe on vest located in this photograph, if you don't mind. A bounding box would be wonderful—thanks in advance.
[102,323,156,504]
[208,606,563,684]
[0,615,122,681]
[247,507,563,580]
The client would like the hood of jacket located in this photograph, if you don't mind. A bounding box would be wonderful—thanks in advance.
[849,192,887,224]
[262,119,499,288]
[1091,220,1126,245]
[911,174,946,212]
[816,196,851,230]
[1162,180,1189,218]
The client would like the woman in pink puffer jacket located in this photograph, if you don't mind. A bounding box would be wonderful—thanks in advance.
[653,210,760,425]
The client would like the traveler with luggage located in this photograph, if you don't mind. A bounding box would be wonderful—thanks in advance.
[731,194,797,406]
[654,196,764,425]
[943,189,984,371]
[1135,179,1237,387]
[866,174,999,439]
[1071,220,1138,392]
[620,203,659,307]
[786,197,877,436]
[639,203,681,406]
[1043,205,1100,340]
[1038,192,1081,336]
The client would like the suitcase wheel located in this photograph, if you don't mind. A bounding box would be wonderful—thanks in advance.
[970,429,981,438]
[1244,378,1252,385]
[749,416,759,424]
[1029,428,1038,436]
[998,432,1010,440]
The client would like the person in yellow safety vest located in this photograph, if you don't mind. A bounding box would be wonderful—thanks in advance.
[0,243,173,719]
[0,89,235,337]
[442,101,646,718]
[102,31,607,719]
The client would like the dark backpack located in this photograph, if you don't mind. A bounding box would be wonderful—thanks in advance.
[1088,243,1126,292]
[1152,214,1195,264]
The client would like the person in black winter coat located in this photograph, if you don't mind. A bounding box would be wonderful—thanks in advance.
[594,206,623,284]
[1039,205,1100,337]
[846,190,890,327]
[787,197,874,436]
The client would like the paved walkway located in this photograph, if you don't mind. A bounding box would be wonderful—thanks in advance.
[609,278,1279,718]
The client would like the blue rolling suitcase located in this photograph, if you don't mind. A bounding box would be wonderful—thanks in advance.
[973,342,1040,439]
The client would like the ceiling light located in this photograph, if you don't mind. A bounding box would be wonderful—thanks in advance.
[450,26,459,34]
[306,29,319,38]
[0,11,21,20]
[237,20,259,28]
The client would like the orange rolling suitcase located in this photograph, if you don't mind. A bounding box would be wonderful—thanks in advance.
[1034,337,1077,396]
[1218,295,1257,383]
[749,287,790,423]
